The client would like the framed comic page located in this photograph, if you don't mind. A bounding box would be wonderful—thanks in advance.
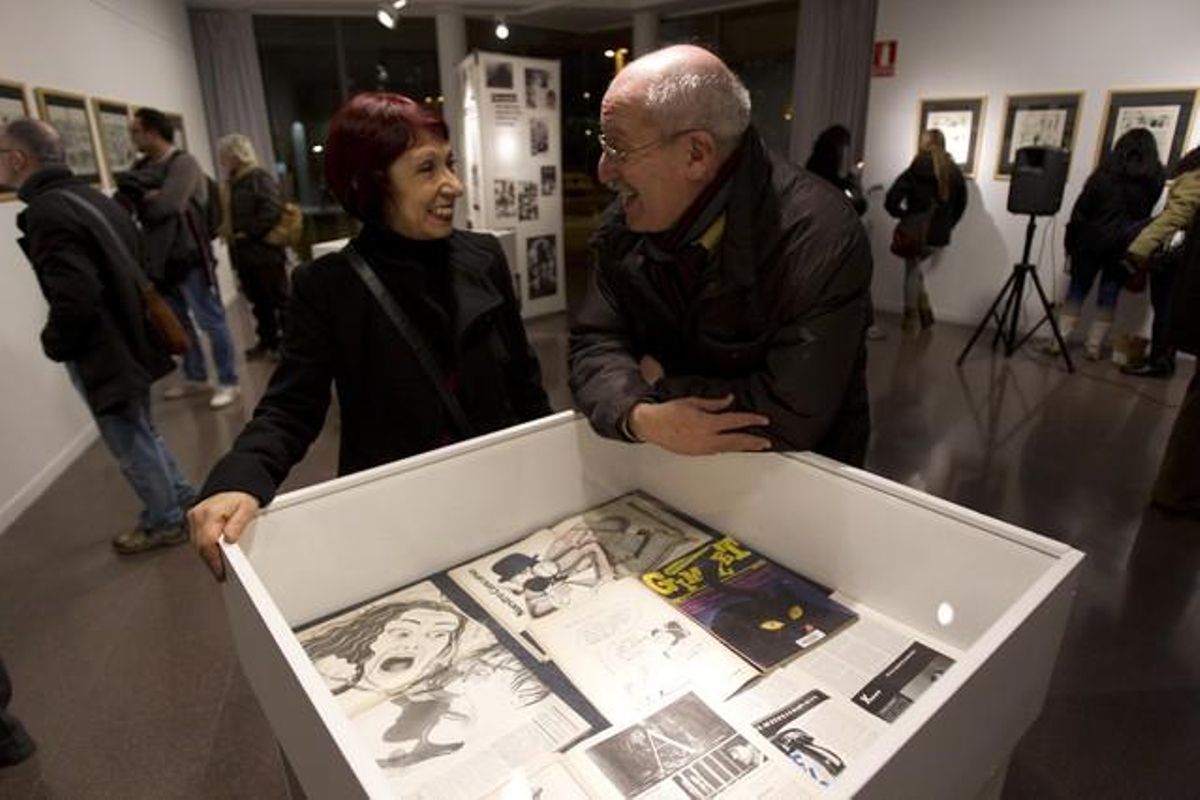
[34,87,102,185]
[1096,87,1198,174]
[996,92,1084,178]
[90,98,137,183]
[1,79,31,200]
[918,97,986,177]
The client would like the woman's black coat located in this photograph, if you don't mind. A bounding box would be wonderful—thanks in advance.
[199,227,551,505]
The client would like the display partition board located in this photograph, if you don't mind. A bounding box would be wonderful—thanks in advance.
[34,87,103,186]
[459,51,566,318]
[1094,87,1198,175]
[0,79,31,200]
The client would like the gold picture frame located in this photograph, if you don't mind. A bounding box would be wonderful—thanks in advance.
[995,91,1085,180]
[90,97,138,185]
[917,96,987,178]
[34,87,103,185]
[1094,86,1198,174]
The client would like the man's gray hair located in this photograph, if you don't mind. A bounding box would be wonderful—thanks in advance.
[4,118,66,166]
[642,60,752,155]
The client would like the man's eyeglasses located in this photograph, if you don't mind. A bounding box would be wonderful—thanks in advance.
[598,128,702,164]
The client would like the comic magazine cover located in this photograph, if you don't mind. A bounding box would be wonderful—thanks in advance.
[641,537,858,671]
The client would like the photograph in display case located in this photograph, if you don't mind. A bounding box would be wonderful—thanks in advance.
[493,179,516,220]
[485,61,514,89]
[525,67,557,110]
[1096,88,1197,173]
[1,79,31,199]
[91,98,137,180]
[34,88,102,184]
[530,117,550,157]
[996,92,1083,177]
[518,180,539,221]
[527,233,558,299]
[541,165,557,196]
[918,97,985,176]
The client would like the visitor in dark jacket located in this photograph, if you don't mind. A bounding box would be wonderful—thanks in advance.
[570,46,872,466]
[189,93,552,580]
[217,133,289,361]
[806,124,867,216]
[884,129,968,332]
[1048,128,1164,360]
[2,118,193,555]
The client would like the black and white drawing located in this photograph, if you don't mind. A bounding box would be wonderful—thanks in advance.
[541,165,557,196]
[519,181,540,221]
[754,690,846,788]
[525,67,557,110]
[297,581,589,795]
[485,61,514,89]
[93,100,137,177]
[1009,109,1067,163]
[530,117,550,157]
[852,641,953,723]
[586,693,764,798]
[527,234,558,299]
[1099,88,1197,173]
[494,179,517,220]
[919,96,986,176]
[997,92,1081,176]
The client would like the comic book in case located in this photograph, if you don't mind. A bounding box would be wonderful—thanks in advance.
[448,492,715,658]
[641,537,859,671]
[295,579,596,800]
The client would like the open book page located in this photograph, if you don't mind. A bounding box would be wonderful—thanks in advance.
[642,537,858,671]
[482,755,599,799]
[778,598,961,724]
[296,581,593,800]
[532,578,759,724]
[449,494,714,648]
[720,670,885,793]
[569,691,806,800]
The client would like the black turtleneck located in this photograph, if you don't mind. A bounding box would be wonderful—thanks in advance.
[352,223,458,369]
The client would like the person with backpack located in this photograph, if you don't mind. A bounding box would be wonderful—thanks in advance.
[1,118,195,554]
[124,107,240,409]
[884,129,968,332]
[217,133,290,361]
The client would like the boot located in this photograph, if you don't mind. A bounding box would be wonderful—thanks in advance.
[918,292,935,329]
[1042,313,1077,355]
[1084,320,1112,361]
[902,308,919,333]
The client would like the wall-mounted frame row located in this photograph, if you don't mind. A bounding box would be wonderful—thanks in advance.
[0,76,188,202]
[916,86,1197,180]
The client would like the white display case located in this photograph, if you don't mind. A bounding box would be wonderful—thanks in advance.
[221,413,1082,800]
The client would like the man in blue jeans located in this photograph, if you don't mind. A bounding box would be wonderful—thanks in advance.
[3,118,195,554]
[126,107,240,409]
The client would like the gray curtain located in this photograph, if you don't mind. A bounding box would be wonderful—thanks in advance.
[189,10,276,174]
[788,0,878,164]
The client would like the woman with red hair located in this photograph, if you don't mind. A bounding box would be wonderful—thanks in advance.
[188,93,551,579]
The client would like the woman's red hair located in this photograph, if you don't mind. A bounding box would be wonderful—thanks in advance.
[324,92,449,224]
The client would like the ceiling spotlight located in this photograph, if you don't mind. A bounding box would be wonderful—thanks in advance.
[495,17,510,40]
[376,3,397,29]
[604,49,615,58]
[391,0,407,7]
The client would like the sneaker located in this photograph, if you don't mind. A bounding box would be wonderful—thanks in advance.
[209,385,240,409]
[164,380,209,400]
[112,523,189,555]
[1121,358,1176,378]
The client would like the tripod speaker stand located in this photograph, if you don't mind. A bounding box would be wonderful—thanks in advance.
[957,145,1074,372]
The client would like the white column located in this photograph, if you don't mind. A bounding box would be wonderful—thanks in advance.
[436,10,468,225]
[633,11,659,58]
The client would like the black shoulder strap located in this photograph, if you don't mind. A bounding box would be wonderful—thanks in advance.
[342,243,475,439]
[50,189,147,290]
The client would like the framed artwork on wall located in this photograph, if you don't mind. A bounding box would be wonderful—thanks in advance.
[1096,87,1197,174]
[918,97,986,177]
[996,92,1084,178]
[34,88,102,185]
[1,79,32,200]
[90,98,137,183]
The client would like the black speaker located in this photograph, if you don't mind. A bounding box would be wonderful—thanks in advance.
[1007,146,1069,216]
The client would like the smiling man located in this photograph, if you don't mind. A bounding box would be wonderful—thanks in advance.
[569,45,873,464]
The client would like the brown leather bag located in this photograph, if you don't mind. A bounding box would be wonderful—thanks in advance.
[139,283,190,355]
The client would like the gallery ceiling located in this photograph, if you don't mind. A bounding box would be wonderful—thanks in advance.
[186,0,778,33]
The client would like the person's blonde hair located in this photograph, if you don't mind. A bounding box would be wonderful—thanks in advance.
[217,133,258,170]
[919,128,954,202]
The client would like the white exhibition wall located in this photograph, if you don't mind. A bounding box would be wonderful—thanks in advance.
[0,0,216,533]
[863,0,1200,327]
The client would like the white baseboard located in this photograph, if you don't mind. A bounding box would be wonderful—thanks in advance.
[0,421,99,536]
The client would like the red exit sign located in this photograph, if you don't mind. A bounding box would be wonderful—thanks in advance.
[873,40,897,77]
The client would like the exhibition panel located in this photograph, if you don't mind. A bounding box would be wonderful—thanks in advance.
[220,413,1082,799]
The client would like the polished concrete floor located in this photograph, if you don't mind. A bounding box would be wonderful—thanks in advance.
[1,300,1197,799]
